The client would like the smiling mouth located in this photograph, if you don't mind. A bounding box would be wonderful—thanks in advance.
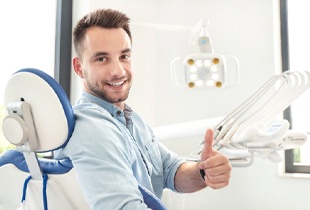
[107,80,126,87]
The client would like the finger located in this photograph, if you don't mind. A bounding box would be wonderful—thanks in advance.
[199,152,229,169]
[204,174,230,190]
[200,128,215,161]
[202,158,231,176]
[202,165,231,190]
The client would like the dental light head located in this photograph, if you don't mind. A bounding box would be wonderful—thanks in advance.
[171,18,239,89]
[183,53,227,88]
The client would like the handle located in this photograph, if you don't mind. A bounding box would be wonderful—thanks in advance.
[170,57,186,87]
[225,55,240,87]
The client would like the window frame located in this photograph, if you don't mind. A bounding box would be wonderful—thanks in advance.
[281,0,310,174]
[54,0,73,97]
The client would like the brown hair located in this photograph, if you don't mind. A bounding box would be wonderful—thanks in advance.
[73,8,131,58]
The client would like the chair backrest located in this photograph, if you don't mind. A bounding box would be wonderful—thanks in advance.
[0,68,167,210]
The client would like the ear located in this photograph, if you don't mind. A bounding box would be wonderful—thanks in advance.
[73,57,84,78]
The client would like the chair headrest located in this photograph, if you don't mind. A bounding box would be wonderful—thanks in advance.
[3,68,75,152]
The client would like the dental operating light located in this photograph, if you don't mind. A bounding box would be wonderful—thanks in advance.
[171,18,239,89]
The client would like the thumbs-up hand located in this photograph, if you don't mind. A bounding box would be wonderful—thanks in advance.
[199,129,232,189]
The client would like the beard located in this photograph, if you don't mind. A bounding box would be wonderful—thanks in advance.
[85,78,131,104]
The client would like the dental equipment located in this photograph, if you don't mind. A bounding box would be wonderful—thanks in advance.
[154,71,309,166]
[152,117,254,167]
[212,71,310,149]
[171,18,239,89]
[194,70,309,164]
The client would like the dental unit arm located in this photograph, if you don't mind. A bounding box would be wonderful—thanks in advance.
[154,70,309,167]
[208,70,308,166]
[197,18,213,54]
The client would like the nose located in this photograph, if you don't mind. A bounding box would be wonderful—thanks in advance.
[109,59,126,77]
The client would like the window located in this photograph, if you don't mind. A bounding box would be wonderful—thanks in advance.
[0,1,57,153]
[282,0,310,173]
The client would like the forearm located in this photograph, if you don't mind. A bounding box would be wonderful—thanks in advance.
[174,161,207,193]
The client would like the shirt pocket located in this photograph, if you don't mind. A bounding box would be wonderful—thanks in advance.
[144,136,163,174]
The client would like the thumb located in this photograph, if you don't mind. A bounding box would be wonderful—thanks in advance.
[200,128,215,161]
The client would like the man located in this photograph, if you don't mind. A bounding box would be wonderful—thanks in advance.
[57,8,231,209]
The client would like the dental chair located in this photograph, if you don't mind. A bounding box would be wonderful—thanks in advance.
[0,68,167,210]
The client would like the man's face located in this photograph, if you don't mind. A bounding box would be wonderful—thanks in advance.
[74,27,133,109]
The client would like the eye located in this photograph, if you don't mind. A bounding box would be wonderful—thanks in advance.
[97,56,107,62]
[120,54,130,60]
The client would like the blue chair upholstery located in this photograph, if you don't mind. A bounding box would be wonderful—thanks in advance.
[0,68,167,210]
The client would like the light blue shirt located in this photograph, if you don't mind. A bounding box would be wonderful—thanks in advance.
[56,91,185,210]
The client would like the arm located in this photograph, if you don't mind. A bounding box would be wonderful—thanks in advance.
[174,129,232,193]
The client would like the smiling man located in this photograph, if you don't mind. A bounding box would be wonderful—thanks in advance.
[56,8,232,210]
[73,26,133,109]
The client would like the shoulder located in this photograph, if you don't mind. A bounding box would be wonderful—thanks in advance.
[68,103,128,148]
[63,106,133,160]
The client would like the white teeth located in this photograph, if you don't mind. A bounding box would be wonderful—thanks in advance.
[109,81,124,86]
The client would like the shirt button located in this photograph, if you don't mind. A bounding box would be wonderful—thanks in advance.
[116,111,122,115]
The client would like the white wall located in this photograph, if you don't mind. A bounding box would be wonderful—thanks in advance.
[72,1,310,209]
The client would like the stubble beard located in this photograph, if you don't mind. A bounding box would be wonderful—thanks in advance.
[86,79,130,104]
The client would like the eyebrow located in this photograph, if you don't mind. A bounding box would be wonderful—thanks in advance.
[121,48,131,54]
[93,48,132,58]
